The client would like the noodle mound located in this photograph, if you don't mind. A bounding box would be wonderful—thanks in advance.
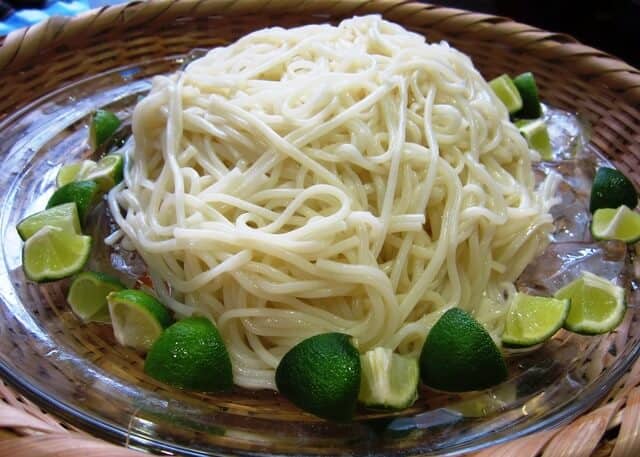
[109,16,557,389]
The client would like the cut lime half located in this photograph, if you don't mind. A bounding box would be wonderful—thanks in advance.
[359,347,418,410]
[22,226,91,282]
[67,271,125,323]
[489,74,523,114]
[554,272,626,335]
[591,205,640,243]
[17,202,81,241]
[107,289,172,351]
[501,293,569,347]
[89,109,121,150]
[83,154,124,191]
[516,119,552,160]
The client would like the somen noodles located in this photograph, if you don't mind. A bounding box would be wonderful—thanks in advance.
[107,15,559,389]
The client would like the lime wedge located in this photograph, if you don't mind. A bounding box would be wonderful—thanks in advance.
[359,347,418,410]
[22,226,91,282]
[515,119,552,160]
[89,109,121,150]
[46,180,101,222]
[56,160,97,187]
[145,317,233,392]
[16,203,81,241]
[512,72,542,119]
[83,154,124,191]
[419,308,507,392]
[107,289,172,351]
[591,205,640,243]
[276,333,360,422]
[590,167,638,213]
[489,74,523,114]
[67,271,125,323]
[501,293,569,347]
[554,272,626,335]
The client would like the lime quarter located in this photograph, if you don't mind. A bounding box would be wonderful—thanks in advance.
[276,332,360,422]
[46,180,101,222]
[144,316,233,392]
[107,289,172,351]
[591,205,640,243]
[419,308,507,392]
[489,74,523,114]
[17,202,81,241]
[554,272,626,335]
[89,109,121,150]
[22,226,91,282]
[56,160,97,187]
[501,293,569,347]
[512,72,542,119]
[515,119,552,160]
[590,167,637,213]
[358,347,418,410]
[83,154,124,192]
[67,271,125,323]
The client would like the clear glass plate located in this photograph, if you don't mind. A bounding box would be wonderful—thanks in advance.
[0,54,638,457]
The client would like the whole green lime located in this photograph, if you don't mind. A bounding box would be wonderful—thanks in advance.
[275,332,360,422]
[144,317,232,392]
[420,308,507,392]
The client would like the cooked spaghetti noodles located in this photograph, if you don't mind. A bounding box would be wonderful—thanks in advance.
[107,15,559,389]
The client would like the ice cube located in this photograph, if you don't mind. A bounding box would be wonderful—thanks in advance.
[518,241,628,295]
[543,106,591,160]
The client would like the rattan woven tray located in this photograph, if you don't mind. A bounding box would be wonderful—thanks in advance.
[0,1,639,456]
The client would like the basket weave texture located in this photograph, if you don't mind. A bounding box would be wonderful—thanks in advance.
[1,1,640,456]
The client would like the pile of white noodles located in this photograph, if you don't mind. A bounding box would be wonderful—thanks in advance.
[108,15,559,389]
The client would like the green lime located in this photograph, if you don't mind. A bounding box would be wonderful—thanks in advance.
[358,347,418,410]
[419,308,507,392]
[22,226,91,282]
[554,272,626,335]
[515,119,552,160]
[16,202,81,241]
[46,180,101,222]
[56,160,97,187]
[501,293,570,347]
[107,289,173,351]
[590,167,637,213]
[512,72,542,119]
[67,271,125,323]
[489,74,523,114]
[144,316,233,392]
[591,205,640,243]
[275,332,360,422]
[83,154,124,192]
[89,109,122,150]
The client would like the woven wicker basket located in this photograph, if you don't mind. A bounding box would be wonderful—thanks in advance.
[1,1,640,456]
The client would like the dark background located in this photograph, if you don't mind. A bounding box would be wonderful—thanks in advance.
[439,0,639,68]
